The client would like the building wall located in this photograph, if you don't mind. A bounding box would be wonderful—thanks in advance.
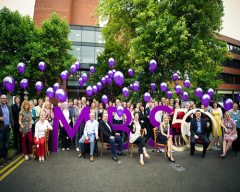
[33,0,99,27]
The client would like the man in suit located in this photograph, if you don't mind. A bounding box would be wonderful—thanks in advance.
[99,112,124,162]
[0,94,14,160]
[11,96,21,153]
[190,110,210,158]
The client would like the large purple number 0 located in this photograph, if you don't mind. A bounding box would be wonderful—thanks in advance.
[148,105,173,147]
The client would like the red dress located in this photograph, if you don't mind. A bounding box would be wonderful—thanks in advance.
[172,110,185,136]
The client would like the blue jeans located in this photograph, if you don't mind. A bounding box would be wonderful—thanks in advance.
[0,126,10,158]
[79,134,95,156]
[109,135,123,156]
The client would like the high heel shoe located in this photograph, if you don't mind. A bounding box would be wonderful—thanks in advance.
[139,159,144,166]
[144,152,150,159]
[167,154,175,163]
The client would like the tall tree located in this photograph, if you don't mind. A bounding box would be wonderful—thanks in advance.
[94,0,228,102]
[0,8,75,97]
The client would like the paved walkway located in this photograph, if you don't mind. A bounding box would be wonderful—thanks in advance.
[0,148,239,192]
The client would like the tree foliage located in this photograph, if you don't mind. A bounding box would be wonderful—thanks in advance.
[0,7,75,97]
[94,0,228,102]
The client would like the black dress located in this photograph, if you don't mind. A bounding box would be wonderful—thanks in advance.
[157,125,168,144]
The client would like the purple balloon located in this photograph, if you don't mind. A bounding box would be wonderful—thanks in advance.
[149,59,157,72]
[53,83,60,91]
[122,87,129,98]
[108,70,114,78]
[78,77,84,87]
[130,84,134,91]
[71,64,77,74]
[195,87,203,98]
[97,82,102,91]
[92,85,98,94]
[101,77,106,85]
[166,91,173,99]
[108,58,115,68]
[207,88,214,98]
[61,70,68,81]
[224,98,233,111]
[172,73,179,81]
[160,82,168,92]
[183,79,191,88]
[86,86,93,97]
[128,69,134,77]
[175,85,182,95]
[3,76,15,92]
[150,83,156,91]
[82,73,88,82]
[20,79,29,89]
[75,61,80,70]
[181,92,189,101]
[113,71,124,87]
[201,94,210,107]
[89,66,95,74]
[55,89,67,102]
[116,106,124,117]
[144,92,151,102]
[35,81,44,92]
[133,82,139,92]
[107,77,112,85]
[38,61,46,72]
[101,95,108,105]
[112,69,116,74]
[17,62,26,75]
[105,75,109,80]
[46,87,54,99]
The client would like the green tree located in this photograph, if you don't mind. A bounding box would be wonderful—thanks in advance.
[94,0,228,103]
[0,7,75,97]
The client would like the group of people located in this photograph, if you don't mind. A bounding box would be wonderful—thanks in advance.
[0,94,240,166]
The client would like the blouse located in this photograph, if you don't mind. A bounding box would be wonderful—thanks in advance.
[35,120,53,139]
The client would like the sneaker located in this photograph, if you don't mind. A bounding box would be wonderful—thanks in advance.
[25,155,29,160]
[76,148,80,152]
[62,148,65,151]
[66,148,70,151]
[112,156,119,162]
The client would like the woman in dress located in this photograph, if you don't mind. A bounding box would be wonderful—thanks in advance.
[34,111,53,162]
[158,115,175,162]
[19,100,33,160]
[211,101,223,146]
[220,111,237,158]
[129,112,150,166]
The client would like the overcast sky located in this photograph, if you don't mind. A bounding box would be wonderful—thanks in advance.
[0,0,240,41]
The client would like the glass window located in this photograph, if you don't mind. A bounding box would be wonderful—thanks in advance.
[69,46,81,59]
[82,30,95,43]
[81,46,95,63]
[95,47,104,63]
[69,29,81,42]
[96,31,104,44]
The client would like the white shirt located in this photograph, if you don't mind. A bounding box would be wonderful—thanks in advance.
[84,119,99,137]
[35,120,53,139]
[60,109,70,127]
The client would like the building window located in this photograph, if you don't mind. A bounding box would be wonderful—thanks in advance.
[82,30,95,43]
[69,45,81,59]
[69,29,81,42]
[228,43,240,54]
[81,46,95,64]
[221,73,240,84]
[222,59,240,69]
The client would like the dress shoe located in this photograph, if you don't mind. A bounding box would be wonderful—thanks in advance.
[167,155,175,163]
[143,152,150,159]
[117,152,126,156]
[90,156,94,162]
[112,156,119,162]
[78,153,83,158]
[202,152,206,158]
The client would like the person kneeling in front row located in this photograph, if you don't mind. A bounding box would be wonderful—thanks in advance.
[99,112,125,162]
[78,112,99,162]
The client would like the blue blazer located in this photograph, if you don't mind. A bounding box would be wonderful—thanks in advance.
[190,118,207,136]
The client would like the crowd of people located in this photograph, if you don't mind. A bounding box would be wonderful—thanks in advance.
[0,94,240,166]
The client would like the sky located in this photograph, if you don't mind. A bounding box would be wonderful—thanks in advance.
[0,0,240,41]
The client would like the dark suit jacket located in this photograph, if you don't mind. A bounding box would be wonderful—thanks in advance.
[0,105,14,130]
[99,120,116,142]
[190,118,207,136]
[11,104,20,125]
